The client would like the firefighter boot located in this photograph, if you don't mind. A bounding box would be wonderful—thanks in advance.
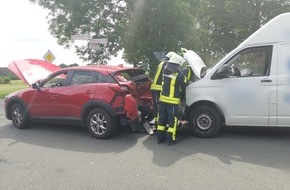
[156,130,166,144]
[165,131,176,146]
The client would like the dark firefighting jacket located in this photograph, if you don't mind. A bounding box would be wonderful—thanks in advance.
[159,69,188,105]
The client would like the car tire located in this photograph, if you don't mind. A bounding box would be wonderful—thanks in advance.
[188,106,221,138]
[86,108,117,139]
[10,103,30,129]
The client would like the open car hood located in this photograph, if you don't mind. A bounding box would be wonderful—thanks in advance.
[8,59,60,85]
[183,49,207,79]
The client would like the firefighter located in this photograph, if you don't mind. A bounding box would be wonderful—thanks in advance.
[156,54,188,145]
[179,64,194,122]
[150,51,176,128]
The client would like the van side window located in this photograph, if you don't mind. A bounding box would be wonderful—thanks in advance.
[226,46,273,77]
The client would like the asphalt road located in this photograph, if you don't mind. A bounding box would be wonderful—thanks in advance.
[1,99,290,190]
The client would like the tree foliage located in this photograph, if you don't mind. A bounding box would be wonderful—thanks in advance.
[186,0,290,65]
[30,0,130,64]
[122,0,195,75]
[30,0,290,72]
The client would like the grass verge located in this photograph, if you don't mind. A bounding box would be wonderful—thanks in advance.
[0,80,29,99]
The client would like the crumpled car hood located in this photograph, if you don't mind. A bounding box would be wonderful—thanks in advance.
[183,49,207,79]
[8,59,60,85]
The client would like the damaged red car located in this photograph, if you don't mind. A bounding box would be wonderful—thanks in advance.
[4,59,154,139]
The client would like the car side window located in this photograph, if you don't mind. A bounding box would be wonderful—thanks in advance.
[70,71,93,86]
[43,72,68,88]
[95,72,114,83]
[226,46,273,77]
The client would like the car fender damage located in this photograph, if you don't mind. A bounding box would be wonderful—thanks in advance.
[124,94,142,132]
[125,94,139,120]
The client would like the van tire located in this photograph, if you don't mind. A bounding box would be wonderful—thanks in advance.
[188,106,221,138]
[87,108,117,139]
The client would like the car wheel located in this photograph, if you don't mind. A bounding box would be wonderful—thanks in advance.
[188,106,221,138]
[10,103,30,129]
[86,108,117,139]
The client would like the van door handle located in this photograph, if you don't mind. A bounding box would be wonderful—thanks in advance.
[260,79,272,83]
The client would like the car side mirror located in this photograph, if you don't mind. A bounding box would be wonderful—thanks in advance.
[211,65,229,80]
[32,82,41,91]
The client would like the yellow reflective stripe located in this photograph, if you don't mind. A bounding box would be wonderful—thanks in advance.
[167,116,178,140]
[157,125,166,131]
[184,74,188,83]
[187,69,191,80]
[159,95,180,105]
[155,111,159,124]
[159,73,180,104]
[169,75,176,98]
[150,62,164,91]
[150,84,162,91]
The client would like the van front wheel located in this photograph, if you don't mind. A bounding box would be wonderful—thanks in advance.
[188,106,221,138]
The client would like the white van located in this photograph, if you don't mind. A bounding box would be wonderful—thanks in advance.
[183,12,290,138]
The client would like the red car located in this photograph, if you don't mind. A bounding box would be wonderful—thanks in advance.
[4,59,154,139]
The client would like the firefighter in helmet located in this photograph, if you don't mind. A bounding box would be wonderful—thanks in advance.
[150,51,176,128]
[156,54,188,145]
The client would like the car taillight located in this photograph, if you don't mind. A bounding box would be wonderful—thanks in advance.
[109,84,130,93]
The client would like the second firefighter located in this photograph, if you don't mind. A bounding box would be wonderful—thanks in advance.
[156,53,188,146]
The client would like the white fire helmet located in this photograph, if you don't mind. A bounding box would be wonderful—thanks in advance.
[162,51,176,61]
[168,54,185,65]
[165,51,176,59]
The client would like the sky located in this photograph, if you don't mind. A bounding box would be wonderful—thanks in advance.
[0,0,125,68]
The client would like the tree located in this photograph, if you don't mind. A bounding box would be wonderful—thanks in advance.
[30,0,290,70]
[30,0,130,64]
[122,0,195,76]
[185,0,290,65]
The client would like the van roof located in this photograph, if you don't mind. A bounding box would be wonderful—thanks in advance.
[240,12,290,46]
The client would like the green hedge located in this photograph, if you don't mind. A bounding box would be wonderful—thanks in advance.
[0,76,11,84]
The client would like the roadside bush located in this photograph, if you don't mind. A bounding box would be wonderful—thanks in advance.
[0,76,11,84]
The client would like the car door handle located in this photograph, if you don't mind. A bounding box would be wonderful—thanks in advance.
[260,79,272,83]
[51,94,59,99]
[84,90,93,95]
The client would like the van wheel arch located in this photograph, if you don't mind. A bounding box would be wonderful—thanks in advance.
[186,101,225,123]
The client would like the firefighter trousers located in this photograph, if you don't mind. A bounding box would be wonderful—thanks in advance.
[157,103,179,142]
[151,90,160,121]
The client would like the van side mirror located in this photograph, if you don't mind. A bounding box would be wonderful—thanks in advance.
[211,65,229,80]
[32,82,41,91]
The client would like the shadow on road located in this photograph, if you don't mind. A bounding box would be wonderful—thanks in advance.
[142,126,290,170]
[0,122,144,154]
[1,120,290,171]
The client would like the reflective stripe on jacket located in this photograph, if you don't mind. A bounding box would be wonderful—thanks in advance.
[181,65,193,82]
[150,61,167,91]
[159,70,188,105]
